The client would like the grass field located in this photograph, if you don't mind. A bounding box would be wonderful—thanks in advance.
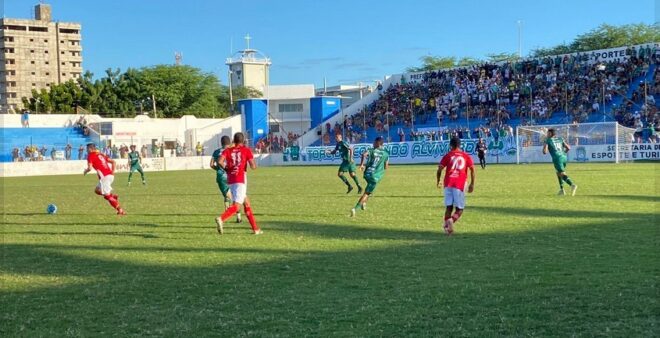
[1,163,658,336]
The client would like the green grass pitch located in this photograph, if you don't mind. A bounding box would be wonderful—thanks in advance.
[1,163,658,336]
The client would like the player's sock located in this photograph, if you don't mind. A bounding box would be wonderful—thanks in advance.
[562,175,574,186]
[339,175,351,187]
[351,176,360,187]
[220,204,240,221]
[452,209,463,223]
[244,205,260,232]
[128,172,133,183]
[104,194,120,209]
[354,201,362,211]
[557,177,564,189]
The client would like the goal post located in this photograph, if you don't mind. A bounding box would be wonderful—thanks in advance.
[516,122,636,164]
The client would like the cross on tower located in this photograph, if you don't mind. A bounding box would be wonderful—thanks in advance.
[245,34,251,49]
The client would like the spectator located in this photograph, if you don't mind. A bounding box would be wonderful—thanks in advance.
[196,142,203,156]
[65,144,72,160]
[78,145,84,160]
[21,110,30,128]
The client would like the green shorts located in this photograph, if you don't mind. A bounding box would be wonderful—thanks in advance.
[216,171,229,197]
[130,164,143,173]
[363,175,380,194]
[338,161,357,173]
[552,156,567,173]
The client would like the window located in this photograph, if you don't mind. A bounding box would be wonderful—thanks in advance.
[32,83,36,87]
[62,73,66,76]
[44,50,48,54]
[4,36,14,42]
[4,48,15,53]
[28,26,48,32]
[44,39,48,43]
[30,50,35,53]
[60,40,64,43]
[61,51,65,55]
[5,59,16,64]
[61,62,66,65]
[278,103,304,113]
[8,70,16,76]
[2,25,27,31]
[30,61,35,64]
[45,61,49,65]
[59,28,80,34]
[30,38,34,42]
[8,92,17,98]
[46,83,50,87]
[31,72,35,75]
[45,72,50,76]
[8,81,16,87]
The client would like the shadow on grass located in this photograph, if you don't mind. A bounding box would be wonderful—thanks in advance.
[588,194,660,203]
[1,215,657,337]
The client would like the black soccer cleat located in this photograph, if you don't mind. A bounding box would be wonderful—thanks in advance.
[346,185,354,194]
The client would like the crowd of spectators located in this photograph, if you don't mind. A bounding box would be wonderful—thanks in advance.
[255,132,301,153]
[320,45,658,144]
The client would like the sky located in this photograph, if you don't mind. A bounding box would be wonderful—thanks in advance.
[2,0,657,87]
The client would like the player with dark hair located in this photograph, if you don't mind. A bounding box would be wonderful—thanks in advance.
[215,132,262,235]
[127,145,146,186]
[211,135,241,223]
[437,137,475,235]
[83,143,126,215]
[476,137,487,169]
[350,136,389,217]
[328,133,362,194]
[543,128,577,196]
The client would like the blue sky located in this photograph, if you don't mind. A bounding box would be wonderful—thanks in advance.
[3,0,656,87]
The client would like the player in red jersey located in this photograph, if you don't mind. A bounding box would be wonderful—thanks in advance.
[83,143,126,215]
[214,132,262,235]
[437,137,475,235]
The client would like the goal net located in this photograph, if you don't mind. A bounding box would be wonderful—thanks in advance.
[516,122,636,164]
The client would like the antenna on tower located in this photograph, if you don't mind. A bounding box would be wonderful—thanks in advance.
[175,52,183,66]
[245,34,251,50]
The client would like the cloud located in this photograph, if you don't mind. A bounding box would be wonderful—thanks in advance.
[299,57,345,66]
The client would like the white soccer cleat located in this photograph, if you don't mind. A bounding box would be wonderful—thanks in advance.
[571,185,578,196]
[557,189,566,196]
[236,213,242,223]
[253,229,263,235]
[361,203,366,211]
[215,217,224,235]
[350,208,356,217]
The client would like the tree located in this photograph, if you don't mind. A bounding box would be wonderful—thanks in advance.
[406,56,457,72]
[485,52,519,63]
[531,23,659,57]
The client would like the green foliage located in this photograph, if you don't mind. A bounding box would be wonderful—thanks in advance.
[1,163,657,336]
[21,65,259,118]
[531,23,659,57]
[408,23,658,71]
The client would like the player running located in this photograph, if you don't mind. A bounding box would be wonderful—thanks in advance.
[127,145,146,186]
[476,138,487,169]
[83,143,126,215]
[327,134,362,194]
[437,137,475,235]
[543,128,577,196]
[215,132,262,235]
[350,137,389,217]
[210,136,241,223]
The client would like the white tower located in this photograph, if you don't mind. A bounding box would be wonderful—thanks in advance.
[225,34,271,95]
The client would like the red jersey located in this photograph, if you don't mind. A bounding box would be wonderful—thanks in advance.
[439,150,474,191]
[222,145,254,184]
[87,151,114,177]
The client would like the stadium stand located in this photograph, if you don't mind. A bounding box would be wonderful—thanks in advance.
[2,127,93,162]
[307,44,658,146]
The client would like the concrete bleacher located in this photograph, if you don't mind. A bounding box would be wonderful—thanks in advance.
[1,127,93,162]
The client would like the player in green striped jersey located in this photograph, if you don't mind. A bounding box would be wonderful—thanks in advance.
[211,136,241,223]
[328,134,362,194]
[351,137,389,217]
[127,145,146,186]
[542,128,577,196]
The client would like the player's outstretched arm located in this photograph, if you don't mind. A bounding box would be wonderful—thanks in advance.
[349,147,354,162]
[468,165,475,193]
[359,151,368,170]
[107,157,116,172]
[384,159,389,170]
[436,166,444,188]
[83,162,92,175]
[542,144,548,154]
[563,141,571,152]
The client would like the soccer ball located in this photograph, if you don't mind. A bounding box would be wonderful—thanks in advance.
[46,204,58,214]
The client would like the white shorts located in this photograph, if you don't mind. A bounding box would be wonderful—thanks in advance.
[444,187,465,209]
[96,175,114,195]
[229,183,247,204]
